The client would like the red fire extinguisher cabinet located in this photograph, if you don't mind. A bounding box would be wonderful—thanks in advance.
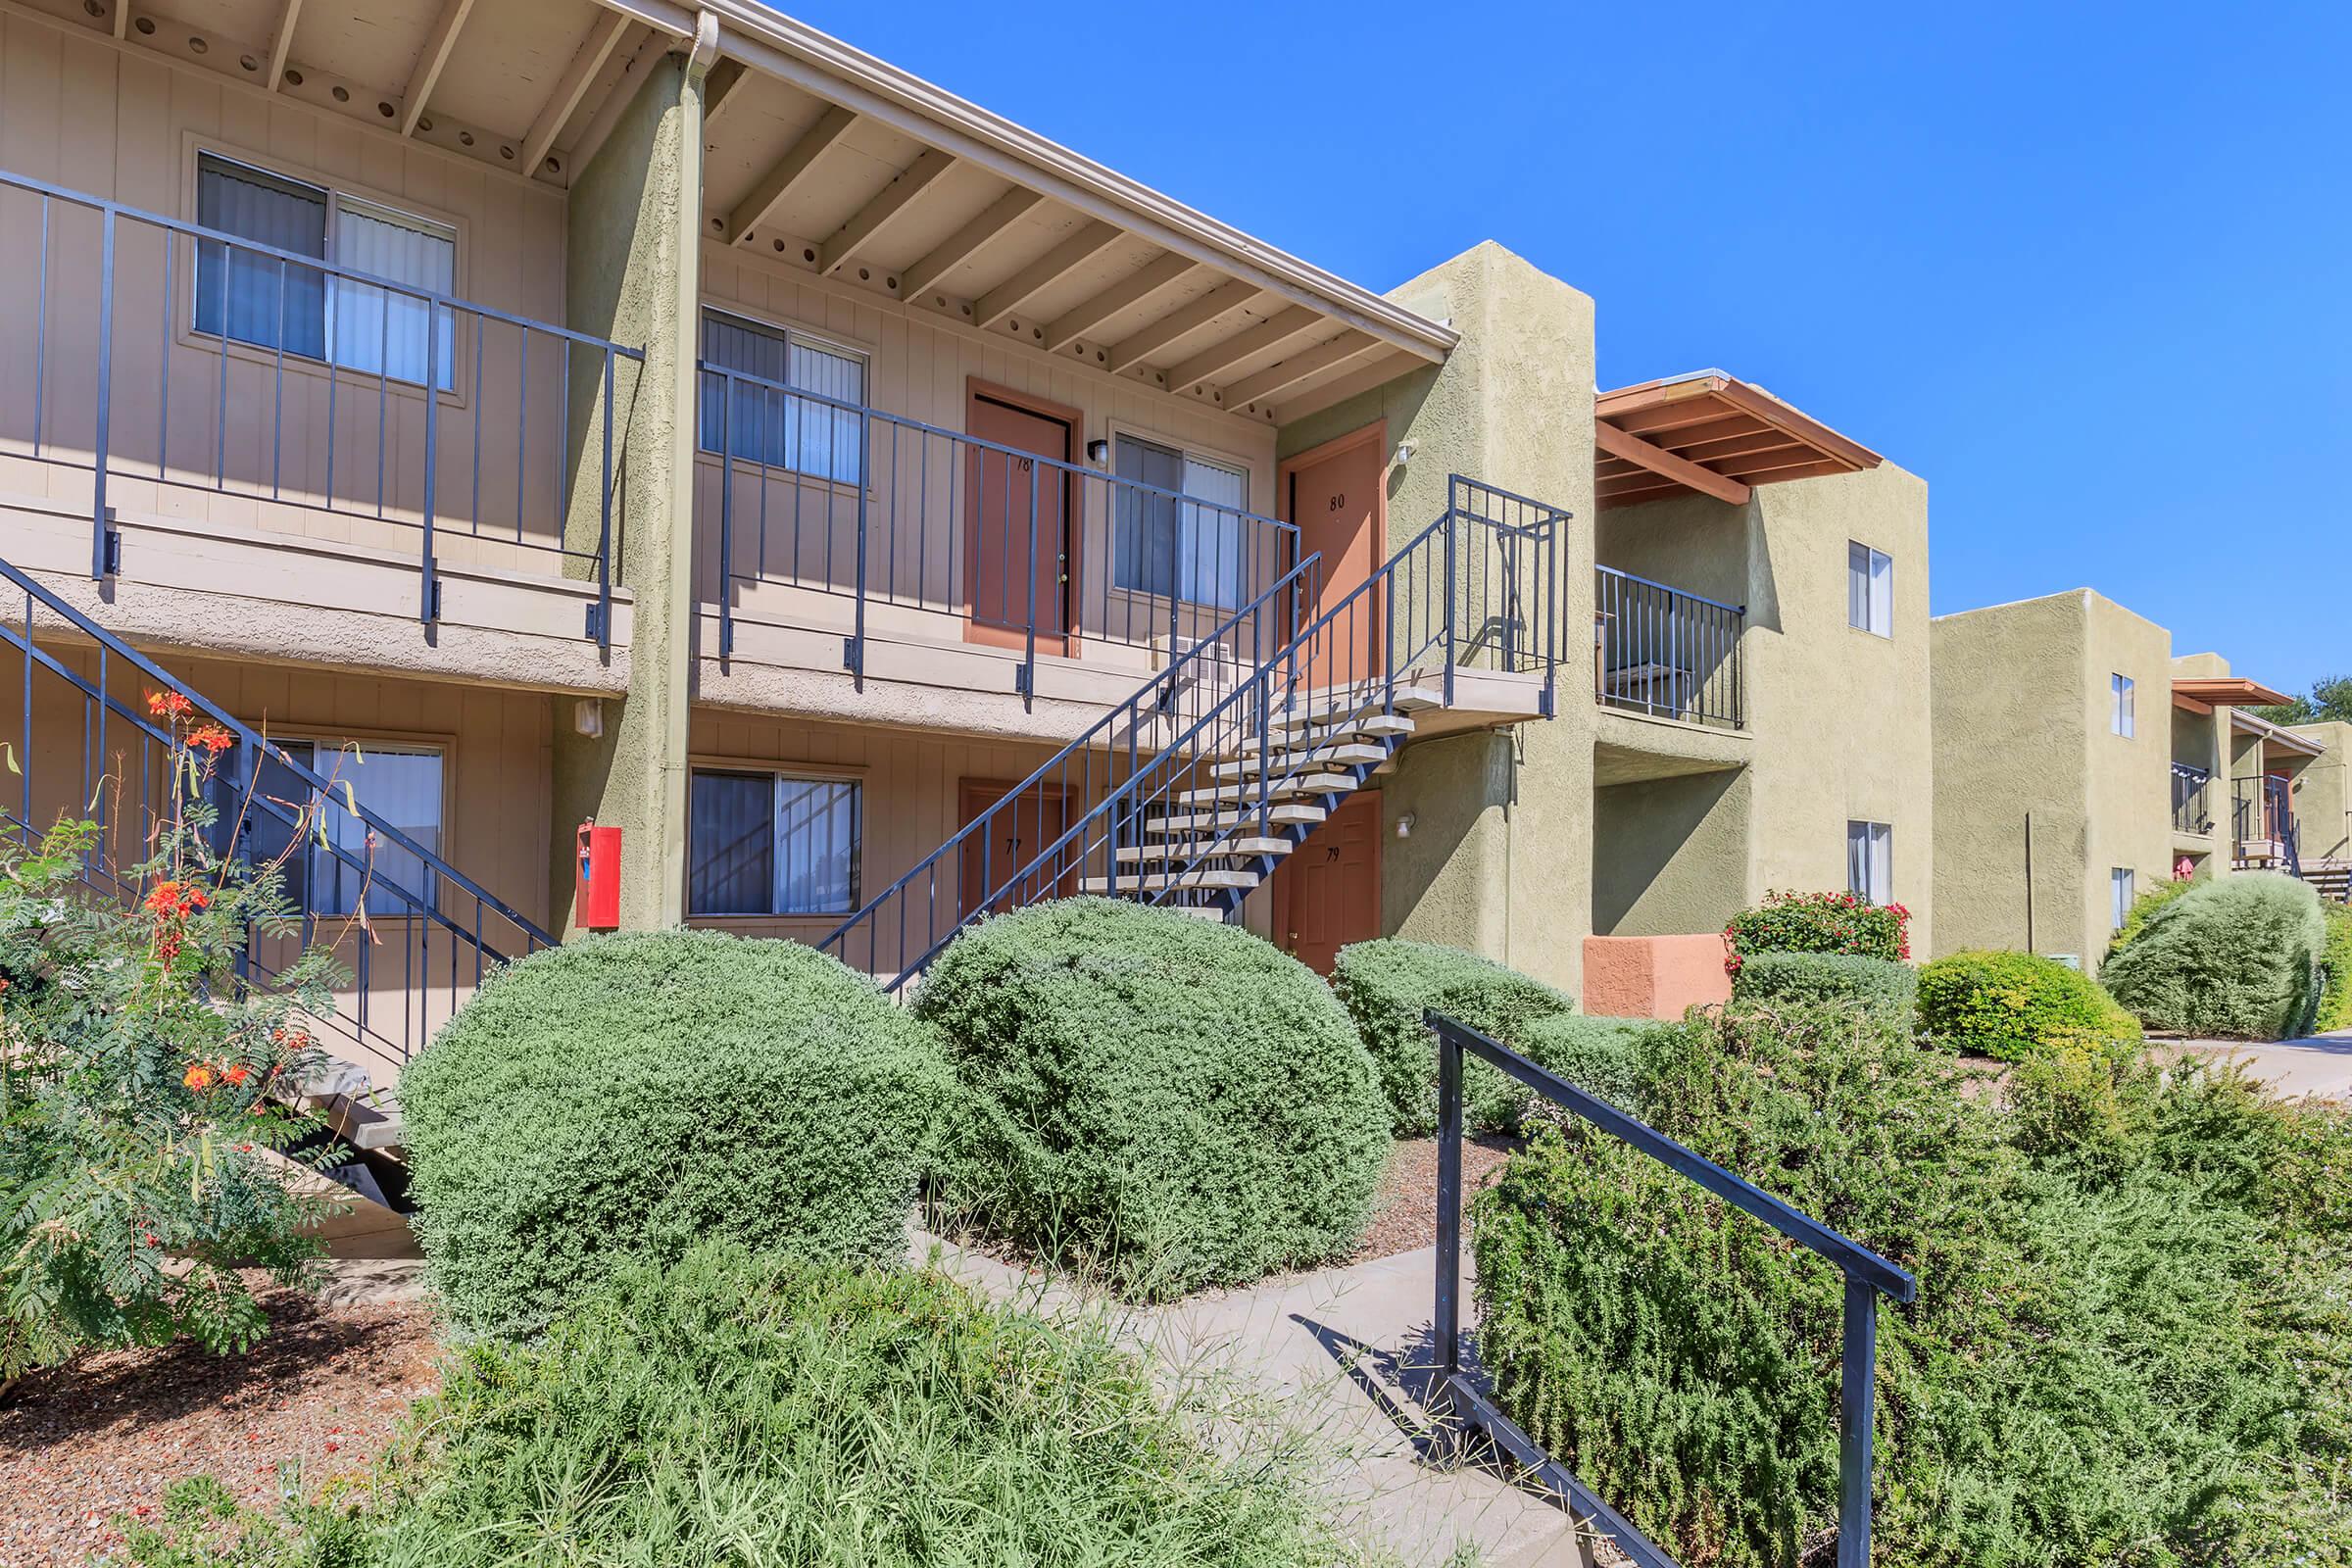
[576,821,621,930]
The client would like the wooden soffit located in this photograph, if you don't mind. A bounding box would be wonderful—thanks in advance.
[2175,676,2291,709]
[1594,369,1884,511]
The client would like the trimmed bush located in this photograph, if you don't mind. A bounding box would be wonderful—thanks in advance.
[1722,889,1910,974]
[2319,900,2352,1034]
[1515,1013,1660,1116]
[1917,949,2141,1062]
[2105,874,2194,960]
[1331,937,1577,1134]
[2099,872,2328,1041]
[916,899,1386,1299]
[1731,951,1917,1020]
[400,929,947,1339]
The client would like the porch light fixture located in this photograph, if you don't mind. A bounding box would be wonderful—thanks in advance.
[1396,812,1415,840]
[573,698,605,739]
[1389,439,1415,470]
[1085,438,1110,466]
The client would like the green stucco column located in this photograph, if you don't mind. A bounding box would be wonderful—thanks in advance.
[548,46,709,934]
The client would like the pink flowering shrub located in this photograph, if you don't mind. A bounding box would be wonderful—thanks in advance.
[1723,889,1910,976]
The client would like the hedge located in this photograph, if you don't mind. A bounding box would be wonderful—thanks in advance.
[1722,889,1910,974]
[2319,901,2352,1034]
[915,899,1387,1300]
[1916,949,2141,1062]
[1730,952,1917,1020]
[2099,872,2328,1041]
[1514,1013,1659,1117]
[400,930,947,1339]
[1330,937,1577,1134]
[2105,875,2194,961]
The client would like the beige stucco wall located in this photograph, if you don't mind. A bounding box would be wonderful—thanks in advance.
[2290,721,2352,863]
[1275,241,1597,997]
[1592,767,1750,937]
[1933,589,2171,963]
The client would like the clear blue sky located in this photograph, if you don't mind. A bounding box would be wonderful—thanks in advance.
[774,1,2348,692]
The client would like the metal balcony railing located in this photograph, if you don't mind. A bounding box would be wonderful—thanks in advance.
[2233,774,2299,875]
[0,169,645,650]
[1592,564,1744,729]
[2171,761,2214,836]
[695,363,1300,699]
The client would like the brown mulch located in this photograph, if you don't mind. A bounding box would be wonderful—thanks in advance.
[0,1280,441,1568]
[1348,1134,1518,1263]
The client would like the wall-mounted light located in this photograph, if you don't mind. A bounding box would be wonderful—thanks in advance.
[1389,439,1416,470]
[1085,438,1110,466]
[1395,812,1416,840]
[573,698,605,739]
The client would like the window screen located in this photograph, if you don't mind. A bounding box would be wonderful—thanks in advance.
[206,738,442,917]
[2111,867,2136,931]
[2111,673,2136,737]
[1847,542,1893,637]
[1112,434,1250,609]
[689,769,861,916]
[1846,819,1893,905]
[698,311,867,482]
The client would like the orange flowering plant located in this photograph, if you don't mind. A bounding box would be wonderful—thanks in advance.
[0,695,352,1381]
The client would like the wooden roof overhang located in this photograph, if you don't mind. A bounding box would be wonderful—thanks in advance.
[1594,370,1884,511]
[2174,676,2292,710]
[2230,708,2327,758]
[17,0,1455,426]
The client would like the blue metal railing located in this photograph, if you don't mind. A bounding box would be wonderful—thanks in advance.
[0,168,645,651]
[1592,564,1744,729]
[2232,774,2297,872]
[2,552,555,1075]
[820,475,1567,987]
[1425,1011,1915,1568]
[697,361,1301,701]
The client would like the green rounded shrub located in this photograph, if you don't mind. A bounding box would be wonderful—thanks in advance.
[915,898,1386,1299]
[1916,950,2140,1062]
[400,929,948,1338]
[1515,1013,1661,1116]
[1731,952,1917,1020]
[2318,900,2352,1034]
[1722,889,1911,970]
[2099,872,2328,1040]
[1331,937,1576,1134]
[2105,875,2195,961]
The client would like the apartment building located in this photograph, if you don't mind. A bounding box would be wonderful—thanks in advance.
[0,0,1940,1141]
[1931,591,2340,964]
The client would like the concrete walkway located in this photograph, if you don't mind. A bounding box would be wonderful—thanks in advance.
[2169,1031,2352,1100]
[928,1238,1597,1567]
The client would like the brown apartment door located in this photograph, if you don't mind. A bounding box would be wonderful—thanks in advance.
[1274,788,1383,975]
[1281,423,1385,687]
[957,778,1073,919]
[965,387,1075,650]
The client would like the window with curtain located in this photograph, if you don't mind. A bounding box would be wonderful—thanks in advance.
[1847,541,1893,637]
[195,153,457,391]
[206,738,443,917]
[2111,673,2136,737]
[2110,867,2135,931]
[1846,819,1893,905]
[689,768,861,916]
[697,311,867,483]
[1111,435,1250,610]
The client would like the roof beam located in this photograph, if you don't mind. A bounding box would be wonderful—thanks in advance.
[1268,346,1425,424]
[1167,306,1320,392]
[701,58,750,127]
[1106,278,1254,373]
[1043,252,1198,353]
[1218,331,1381,408]
[975,220,1121,331]
[112,0,129,38]
[723,103,858,245]
[264,0,304,89]
[398,0,477,138]
[522,9,629,179]
[818,147,956,275]
[1594,421,1751,506]
[898,185,1044,301]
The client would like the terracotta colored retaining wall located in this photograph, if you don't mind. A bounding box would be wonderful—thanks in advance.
[1583,933,1733,1020]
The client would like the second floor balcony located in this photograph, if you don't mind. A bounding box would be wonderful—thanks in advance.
[1592,564,1745,729]
[2172,761,2215,836]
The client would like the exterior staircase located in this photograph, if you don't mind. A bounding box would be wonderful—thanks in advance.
[822,475,1570,988]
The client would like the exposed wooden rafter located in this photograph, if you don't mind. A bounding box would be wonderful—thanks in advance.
[701,58,749,126]
[1595,421,1751,507]
[1166,306,1318,393]
[723,103,857,245]
[1105,279,1254,374]
[818,148,956,275]
[897,185,1044,300]
[1042,252,1197,353]
[265,0,305,90]
[974,220,1121,331]
[112,0,129,39]
[521,9,629,178]
[1219,332,1381,409]
[398,0,477,138]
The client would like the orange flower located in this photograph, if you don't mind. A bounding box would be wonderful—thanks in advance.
[144,690,194,720]
[185,723,234,755]
[183,1063,217,1092]
[143,881,209,920]
[222,1063,251,1087]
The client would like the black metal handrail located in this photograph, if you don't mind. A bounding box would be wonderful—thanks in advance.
[1592,564,1743,729]
[1426,1011,1915,1568]
[1,167,645,651]
[3,553,555,1074]
[2171,761,2214,836]
[697,362,1299,699]
[2232,774,2295,863]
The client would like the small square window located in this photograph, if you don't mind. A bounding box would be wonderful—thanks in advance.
[2111,673,2136,737]
[1846,819,1893,904]
[689,768,861,916]
[1847,542,1892,637]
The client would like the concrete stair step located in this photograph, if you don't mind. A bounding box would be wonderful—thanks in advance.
[1265,711,1416,746]
[1115,836,1292,864]
[1211,741,1389,782]
[1081,867,1259,895]
[1147,803,1327,834]
[1177,773,1355,807]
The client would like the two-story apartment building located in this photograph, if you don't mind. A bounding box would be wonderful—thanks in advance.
[1,0,1939,1135]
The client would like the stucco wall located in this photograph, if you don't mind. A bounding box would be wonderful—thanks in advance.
[1592,767,1749,936]
[2289,721,2352,862]
[1275,242,1597,997]
[2080,594,2174,952]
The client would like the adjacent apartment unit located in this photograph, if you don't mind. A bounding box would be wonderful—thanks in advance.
[4,0,1937,1141]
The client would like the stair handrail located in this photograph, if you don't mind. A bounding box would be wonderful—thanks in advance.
[1,554,555,953]
[818,551,1323,985]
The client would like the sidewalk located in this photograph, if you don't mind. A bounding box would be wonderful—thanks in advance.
[2169,1031,2352,1100]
